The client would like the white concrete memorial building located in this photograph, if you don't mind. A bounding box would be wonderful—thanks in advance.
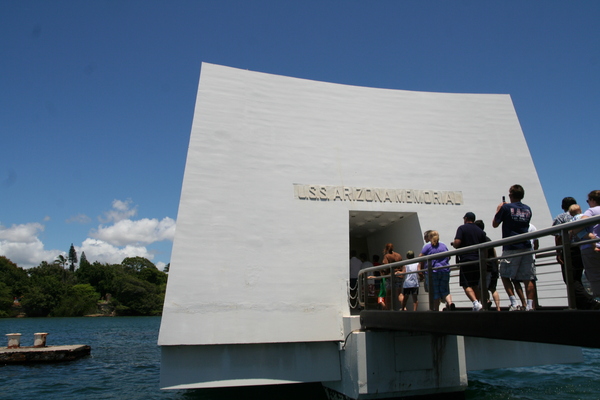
[159,63,577,399]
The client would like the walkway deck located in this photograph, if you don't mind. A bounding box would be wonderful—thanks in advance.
[360,310,600,348]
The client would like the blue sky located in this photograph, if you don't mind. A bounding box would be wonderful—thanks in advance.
[1,1,599,269]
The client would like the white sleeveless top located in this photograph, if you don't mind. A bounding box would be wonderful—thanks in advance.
[403,262,419,288]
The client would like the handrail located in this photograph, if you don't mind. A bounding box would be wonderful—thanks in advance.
[357,214,600,311]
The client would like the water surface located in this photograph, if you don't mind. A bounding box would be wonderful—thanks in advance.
[1,317,598,400]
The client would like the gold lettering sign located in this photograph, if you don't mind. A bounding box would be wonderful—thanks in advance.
[293,184,463,205]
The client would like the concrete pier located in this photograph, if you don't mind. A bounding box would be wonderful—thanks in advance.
[0,345,91,364]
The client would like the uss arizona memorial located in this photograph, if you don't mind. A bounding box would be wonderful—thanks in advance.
[158,63,581,399]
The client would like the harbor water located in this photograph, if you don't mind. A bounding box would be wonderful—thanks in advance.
[0,316,598,400]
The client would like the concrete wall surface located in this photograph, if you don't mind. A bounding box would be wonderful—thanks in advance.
[159,63,557,350]
[161,342,340,389]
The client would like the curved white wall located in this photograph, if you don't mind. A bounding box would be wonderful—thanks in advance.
[158,63,553,347]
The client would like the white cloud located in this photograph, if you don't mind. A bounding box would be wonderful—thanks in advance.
[79,238,155,265]
[0,222,44,243]
[155,261,168,272]
[0,200,176,269]
[90,217,176,246]
[0,223,62,268]
[100,199,138,223]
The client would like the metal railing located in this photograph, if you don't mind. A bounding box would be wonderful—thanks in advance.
[357,214,600,311]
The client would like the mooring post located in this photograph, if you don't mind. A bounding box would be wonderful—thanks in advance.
[6,333,21,349]
[34,333,48,347]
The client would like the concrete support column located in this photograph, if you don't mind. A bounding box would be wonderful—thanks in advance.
[323,320,467,399]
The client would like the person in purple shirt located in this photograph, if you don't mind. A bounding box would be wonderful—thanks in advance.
[419,230,454,311]
[493,184,535,311]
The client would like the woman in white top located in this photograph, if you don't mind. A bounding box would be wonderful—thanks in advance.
[398,251,420,311]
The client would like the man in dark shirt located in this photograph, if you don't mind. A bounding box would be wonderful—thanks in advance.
[452,212,487,311]
[493,184,535,311]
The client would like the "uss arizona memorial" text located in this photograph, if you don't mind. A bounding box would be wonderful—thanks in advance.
[294,184,463,205]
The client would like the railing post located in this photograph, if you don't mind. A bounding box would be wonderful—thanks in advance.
[389,265,395,312]
[478,248,489,310]
[354,272,362,311]
[357,273,362,309]
[360,272,367,310]
[427,260,435,311]
[561,227,577,310]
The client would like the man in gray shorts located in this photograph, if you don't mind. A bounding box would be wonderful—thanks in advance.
[493,184,535,311]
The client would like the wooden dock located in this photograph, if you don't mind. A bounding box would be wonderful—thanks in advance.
[0,345,91,364]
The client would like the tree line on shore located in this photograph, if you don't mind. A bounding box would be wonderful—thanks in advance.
[0,253,168,318]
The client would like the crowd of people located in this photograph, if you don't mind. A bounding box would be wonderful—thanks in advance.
[351,185,600,312]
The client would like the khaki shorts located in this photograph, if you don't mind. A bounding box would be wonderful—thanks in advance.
[499,249,535,281]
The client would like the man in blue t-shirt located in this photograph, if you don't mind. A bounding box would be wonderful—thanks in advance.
[493,184,535,311]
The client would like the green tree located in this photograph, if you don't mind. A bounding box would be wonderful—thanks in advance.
[30,261,75,284]
[10,255,168,318]
[55,254,67,269]
[120,256,167,285]
[121,256,156,273]
[114,274,163,316]
[138,265,168,286]
[51,284,100,317]
[21,285,57,317]
[68,243,78,272]
[76,262,121,298]
[0,256,29,298]
[79,251,90,269]
[22,262,74,316]
[0,282,14,318]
